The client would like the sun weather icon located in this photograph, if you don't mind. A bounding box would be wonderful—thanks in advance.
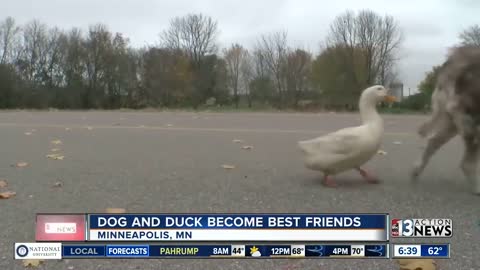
[250,246,261,257]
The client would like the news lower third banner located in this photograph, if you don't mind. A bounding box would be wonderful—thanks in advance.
[36,214,389,242]
[15,243,391,259]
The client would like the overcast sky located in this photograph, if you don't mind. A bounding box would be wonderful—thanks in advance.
[2,0,479,94]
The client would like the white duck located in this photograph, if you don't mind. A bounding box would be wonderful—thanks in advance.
[298,85,396,187]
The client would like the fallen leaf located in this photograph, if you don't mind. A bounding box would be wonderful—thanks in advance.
[51,140,62,145]
[15,162,28,168]
[0,191,16,199]
[46,154,64,160]
[24,132,32,136]
[65,127,71,131]
[0,180,7,188]
[22,259,44,267]
[53,181,63,188]
[86,126,93,130]
[241,145,254,150]
[393,141,403,145]
[232,139,244,143]
[67,266,74,270]
[377,150,387,155]
[166,124,173,127]
[50,148,60,152]
[105,208,126,213]
[397,259,436,270]
[222,164,236,169]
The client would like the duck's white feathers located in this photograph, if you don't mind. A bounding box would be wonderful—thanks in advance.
[299,126,364,155]
[298,124,383,174]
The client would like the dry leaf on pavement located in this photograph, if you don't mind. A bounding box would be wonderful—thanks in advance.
[222,164,236,170]
[22,259,44,267]
[232,139,244,143]
[46,154,64,160]
[86,126,93,130]
[15,162,28,168]
[65,127,71,131]
[50,148,60,152]
[53,181,63,188]
[24,132,32,136]
[0,180,7,188]
[0,191,16,199]
[51,140,62,145]
[105,208,126,213]
[397,259,436,270]
[241,145,253,150]
[377,150,387,155]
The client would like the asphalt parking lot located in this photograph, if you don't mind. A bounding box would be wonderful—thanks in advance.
[0,110,478,270]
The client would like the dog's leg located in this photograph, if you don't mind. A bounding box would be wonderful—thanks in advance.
[418,89,443,137]
[411,116,456,181]
[460,131,480,195]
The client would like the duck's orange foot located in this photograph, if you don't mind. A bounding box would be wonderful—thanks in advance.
[322,175,338,187]
[356,167,379,184]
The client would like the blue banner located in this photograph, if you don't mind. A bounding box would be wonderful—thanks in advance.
[63,245,105,257]
[105,245,150,257]
[420,244,449,258]
[88,214,386,229]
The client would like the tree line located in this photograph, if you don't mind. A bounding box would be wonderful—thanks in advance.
[0,10,407,110]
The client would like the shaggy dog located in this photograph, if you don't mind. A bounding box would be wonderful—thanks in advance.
[411,45,480,195]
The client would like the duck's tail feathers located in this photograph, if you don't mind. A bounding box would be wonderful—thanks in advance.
[297,140,311,154]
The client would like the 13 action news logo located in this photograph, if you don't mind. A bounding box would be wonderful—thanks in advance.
[391,219,452,237]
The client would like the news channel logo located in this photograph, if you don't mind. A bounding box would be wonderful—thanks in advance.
[14,243,62,260]
[391,219,452,237]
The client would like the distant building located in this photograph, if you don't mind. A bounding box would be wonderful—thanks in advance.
[389,82,404,101]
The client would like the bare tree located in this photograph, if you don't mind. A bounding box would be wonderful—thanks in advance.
[285,48,312,107]
[252,48,269,78]
[240,50,254,107]
[326,9,403,88]
[161,13,219,66]
[42,27,64,88]
[20,19,49,84]
[256,31,289,108]
[84,23,113,107]
[224,43,248,108]
[0,17,21,64]
[459,24,480,46]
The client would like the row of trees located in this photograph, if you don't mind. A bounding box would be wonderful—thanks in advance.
[1,10,404,110]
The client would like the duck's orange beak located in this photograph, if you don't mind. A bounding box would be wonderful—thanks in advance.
[384,95,397,103]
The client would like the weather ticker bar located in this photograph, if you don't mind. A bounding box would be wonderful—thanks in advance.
[62,243,389,259]
[15,243,454,259]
